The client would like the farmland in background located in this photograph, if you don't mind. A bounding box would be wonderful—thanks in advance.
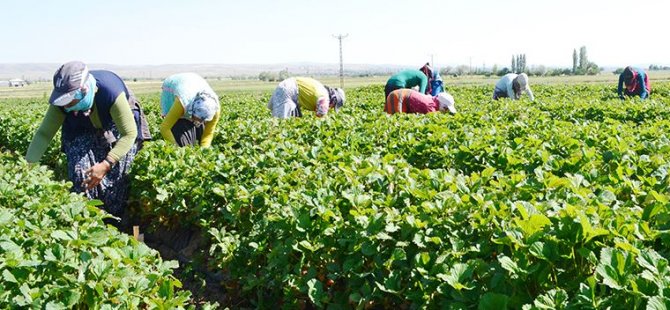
[3,71,670,99]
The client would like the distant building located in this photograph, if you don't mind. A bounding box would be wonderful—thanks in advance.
[8,79,26,87]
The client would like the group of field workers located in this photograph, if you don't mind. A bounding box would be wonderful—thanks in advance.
[382,64,652,115]
[382,63,536,115]
[24,61,222,223]
[24,61,652,223]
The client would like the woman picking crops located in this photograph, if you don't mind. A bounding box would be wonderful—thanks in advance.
[384,69,429,99]
[385,89,457,115]
[617,66,650,100]
[159,73,220,147]
[26,61,150,218]
[493,73,535,101]
[267,77,345,118]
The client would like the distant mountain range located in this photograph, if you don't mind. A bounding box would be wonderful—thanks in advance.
[0,63,414,81]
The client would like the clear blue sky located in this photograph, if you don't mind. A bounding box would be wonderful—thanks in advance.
[2,0,668,68]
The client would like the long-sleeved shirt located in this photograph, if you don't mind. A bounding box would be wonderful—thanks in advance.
[26,92,137,163]
[385,89,440,114]
[386,70,429,94]
[618,67,650,99]
[159,97,221,147]
[494,73,534,101]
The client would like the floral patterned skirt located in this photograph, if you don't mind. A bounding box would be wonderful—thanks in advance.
[61,127,139,217]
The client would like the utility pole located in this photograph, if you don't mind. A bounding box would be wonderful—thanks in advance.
[333,34,348,88]
[469,57,472,74]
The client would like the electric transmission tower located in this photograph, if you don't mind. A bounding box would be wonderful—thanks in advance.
[333,34,348,88]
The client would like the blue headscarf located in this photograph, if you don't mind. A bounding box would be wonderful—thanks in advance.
[64,74,96,112]
[430,71,444,96]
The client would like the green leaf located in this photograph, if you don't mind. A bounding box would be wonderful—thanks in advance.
[596,247,631,290]
[637,249,663,274]
[533,288,568,309]
[361,242,377,256]
[2,269,17,283]
[479,292,509,310]
[482,167,496,178]
[499,256,524,277]
[307,278,324,306]
[391,248,407,261]
[0,209,12,225]
[516,214,551,237]
[647,296,670,310]
[19,283,33,303]
[529,242,548,260]
[299,240,315,252]
[51,230,72,241]
[439,263,474,291]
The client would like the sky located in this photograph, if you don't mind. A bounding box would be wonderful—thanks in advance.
[2,0,669,69]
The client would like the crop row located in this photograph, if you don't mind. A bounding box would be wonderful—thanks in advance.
[0,152,213,308]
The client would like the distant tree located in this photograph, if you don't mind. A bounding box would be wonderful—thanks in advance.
[585,62,601,75]
[491,64,498,76]
[572,49,578,74]
[454,65,470,76]
[440,66,453,76]
[278,68,290,80]
[613,68,625,75]
[647,64,669,71]
[510,54,527,73]
[529,65,547,76]
[579,46,588,71]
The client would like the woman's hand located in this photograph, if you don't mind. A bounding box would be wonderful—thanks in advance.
[83,160,112,190]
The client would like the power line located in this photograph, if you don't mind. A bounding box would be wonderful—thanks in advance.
[333,34,348,89]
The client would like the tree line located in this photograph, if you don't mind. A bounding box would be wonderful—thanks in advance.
[439,46,602,77]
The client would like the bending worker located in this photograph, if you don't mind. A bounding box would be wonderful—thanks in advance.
[385,89,457,115]
[493,73,534,101]
[617,66,650,100]
[385,69,429,99]
[25,61,145,217]
[160,73,220,147]
[267,77,345,118]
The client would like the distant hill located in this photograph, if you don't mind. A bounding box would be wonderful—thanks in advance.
[0,63,414,81]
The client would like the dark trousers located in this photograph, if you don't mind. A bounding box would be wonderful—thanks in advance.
[492,88,509,100]
[171,118,204,147]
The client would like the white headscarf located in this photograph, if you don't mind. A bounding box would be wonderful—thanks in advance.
[516,73,529,90]
[437,92,457,114]
[188,92,219,121]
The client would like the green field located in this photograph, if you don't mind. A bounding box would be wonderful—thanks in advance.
[2,81,670,308]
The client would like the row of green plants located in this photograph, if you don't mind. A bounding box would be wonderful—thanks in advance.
[127,84,670,308]
[0,152,218,308]
[1,84,670,308]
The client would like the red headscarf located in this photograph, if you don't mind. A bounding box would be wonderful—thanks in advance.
[624,67,638,93]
